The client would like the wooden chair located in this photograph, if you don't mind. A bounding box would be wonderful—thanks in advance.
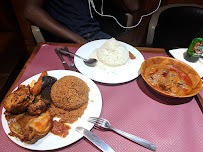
[31,25,45,43]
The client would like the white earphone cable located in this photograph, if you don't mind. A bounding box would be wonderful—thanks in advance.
[89,0,93,18]
[101,0,103,15]
[88,0,162,29]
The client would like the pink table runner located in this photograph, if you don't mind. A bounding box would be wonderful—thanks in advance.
[1,44,203,152]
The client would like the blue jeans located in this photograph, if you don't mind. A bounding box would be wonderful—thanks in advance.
[82,31,112,41]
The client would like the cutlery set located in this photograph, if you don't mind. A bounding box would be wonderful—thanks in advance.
[55,47,97,68]
[54,47,76,70]
[76,117,157,152]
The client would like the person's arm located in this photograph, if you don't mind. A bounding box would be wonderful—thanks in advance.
[24,0,88,44]
[112,0,140,13]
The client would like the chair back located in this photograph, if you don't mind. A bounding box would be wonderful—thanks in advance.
[31,25,45,43]
[146,4,203,51]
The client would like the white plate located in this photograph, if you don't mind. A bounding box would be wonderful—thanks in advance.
[74,39,145,84]
[1,70,102,150]
[169,48,203,78]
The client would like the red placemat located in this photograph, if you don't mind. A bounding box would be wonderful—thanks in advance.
[1,44,203,152]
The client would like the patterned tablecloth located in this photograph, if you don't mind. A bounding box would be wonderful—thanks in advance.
[0,44,203,152]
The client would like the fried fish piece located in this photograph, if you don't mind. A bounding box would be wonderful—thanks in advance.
[4,85,35,114]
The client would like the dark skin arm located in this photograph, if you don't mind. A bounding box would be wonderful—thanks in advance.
[24,0,88,44]
[24,0,139,44]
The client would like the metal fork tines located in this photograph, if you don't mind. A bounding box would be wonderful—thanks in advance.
[88,117,157,151]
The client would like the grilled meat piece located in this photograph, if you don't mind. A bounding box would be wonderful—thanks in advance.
[27,76,57,116]
[27,95,49,116]
[4,85,35,114]
[41,86,53,102]
[41,76,57,102]
[41,76,57,90]
[6,111,52,144]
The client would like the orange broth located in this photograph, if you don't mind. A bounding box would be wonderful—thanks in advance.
[145,64,192,96]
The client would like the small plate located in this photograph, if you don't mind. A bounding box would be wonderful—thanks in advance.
[169,48,203,78]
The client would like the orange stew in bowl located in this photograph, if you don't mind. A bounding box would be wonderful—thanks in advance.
[144,64,192,96]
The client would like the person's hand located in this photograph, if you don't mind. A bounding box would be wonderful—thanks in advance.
[76,37,88,44]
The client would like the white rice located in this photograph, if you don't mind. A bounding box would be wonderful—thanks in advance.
[89,39,140,81]
[93,38,129,67]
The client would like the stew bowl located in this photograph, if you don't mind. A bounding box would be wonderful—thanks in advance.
[140,56,202,98]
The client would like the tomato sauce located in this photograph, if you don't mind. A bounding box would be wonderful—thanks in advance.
[129,51,136,59]
[51,120,71,138]
[170,66,192,87]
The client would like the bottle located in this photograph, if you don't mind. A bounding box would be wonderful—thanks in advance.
[184,30,203,63]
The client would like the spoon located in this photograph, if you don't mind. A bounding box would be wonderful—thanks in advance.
[59,49,98,67]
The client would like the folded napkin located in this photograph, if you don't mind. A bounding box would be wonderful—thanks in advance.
[169,48,203,78]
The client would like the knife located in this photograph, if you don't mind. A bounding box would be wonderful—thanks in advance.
[55,48,70,70]
[76,127,115,152]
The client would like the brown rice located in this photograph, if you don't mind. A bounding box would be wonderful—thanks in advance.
[50,76,89,123]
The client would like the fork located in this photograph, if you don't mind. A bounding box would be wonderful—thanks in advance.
[88,117,157,151]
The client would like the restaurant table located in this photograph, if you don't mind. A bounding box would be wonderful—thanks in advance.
[1,42,203,152]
